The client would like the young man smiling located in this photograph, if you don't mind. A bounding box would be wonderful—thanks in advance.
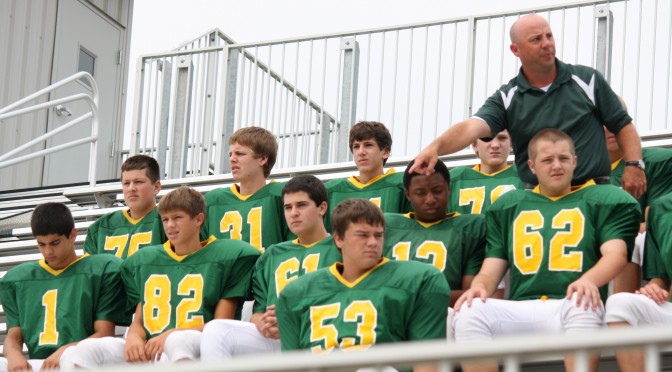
[85,154,165,258]
[453,129,640,372]
[200,175,341,360]
[276,198,448,372]
[449,130,523,215]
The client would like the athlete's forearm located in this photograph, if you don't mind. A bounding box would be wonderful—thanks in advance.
[581,242,628,287]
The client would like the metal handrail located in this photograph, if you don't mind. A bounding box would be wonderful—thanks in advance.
[0,72,99,186]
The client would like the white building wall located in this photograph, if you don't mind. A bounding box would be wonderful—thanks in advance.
[0,0,58,190]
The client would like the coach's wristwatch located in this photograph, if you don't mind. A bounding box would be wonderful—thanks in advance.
[625,160,646,171]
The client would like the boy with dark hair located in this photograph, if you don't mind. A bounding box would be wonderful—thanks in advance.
[325,121,411,229]
[453,129,640,372]
[385,159,487,307]
[202,127,288,252]
[276,198,448,371]
[0,203,127,372]
[449,130,523,214]
[201,174,341,360]
[85,154,165,258]
[71,187,260,366]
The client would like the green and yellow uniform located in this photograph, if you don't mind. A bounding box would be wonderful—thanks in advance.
[202,182,289,253]
[449,164,524,214]
[276,259,449,352]
[0,255,128,359]
[325,170,411,230]
[383,212,485,290]
[121,238,260,338]
[610,147,672,210]
[475,59,632,184]
[252,235,342,313]
[84,208,165,258]
[642,193,672,281]
[486,182,640,302]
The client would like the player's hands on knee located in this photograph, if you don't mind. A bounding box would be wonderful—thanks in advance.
[454,287,488,312]
[621,166,647,199]
[259,305,280,340]
[7,355,32,372]
[566,278,600,311]
[125,334,148,363]
[40,345,68,371]
[144,330,172,361]
[636,282,670,305]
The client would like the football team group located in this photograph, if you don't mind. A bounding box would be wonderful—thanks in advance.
[2,14,672,372]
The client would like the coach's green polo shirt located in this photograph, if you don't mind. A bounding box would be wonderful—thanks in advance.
[474,59,632,185]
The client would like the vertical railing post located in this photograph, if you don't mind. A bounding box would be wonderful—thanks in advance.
[337,38,359,162]
[216,46,240,174]
[595,5,613,82]
[156,59,173,179]
[319,112,331,164]
[170,56,194,178]
[129,56,146,156]
[464,17,477,118]
[199,31,220,176]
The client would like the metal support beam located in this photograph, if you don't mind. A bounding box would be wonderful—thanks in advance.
[595,5,613,82]
[156,59,173,179]
[216,47,240,174]
[199,31,220,176]
[337,38,360,162]
[319,113,331,164]
[464,17,477,118]
[170,56,194,178]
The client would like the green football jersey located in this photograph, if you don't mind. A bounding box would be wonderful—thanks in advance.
[383,212,485,290]
[84,208,166,258]
[0,255,127,359]
[642,193,672,282]
[486,182,640,302]
[121,237,260,338]
[202,182,289,253]
[610,147,672,209]
[276,259,449,352]
[325,170,411,230]
[449,164,524,214]
[252,235,342,313]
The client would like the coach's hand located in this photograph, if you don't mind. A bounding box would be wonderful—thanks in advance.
[125,334,148,363]
[409,146,439,176]
[566,277,601,311]
[621,166,646,199]
[454,287,488,312]
[637,282,670,305]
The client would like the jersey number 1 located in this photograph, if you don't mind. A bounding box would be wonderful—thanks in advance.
[39,289,59,345]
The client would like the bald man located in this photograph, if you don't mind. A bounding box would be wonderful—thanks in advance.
[411,14,646,199]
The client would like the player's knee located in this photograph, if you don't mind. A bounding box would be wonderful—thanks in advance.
[562,294,604,332]
[454,300,491,341]
[605,292,641,326]
[201,320,241,360]
[70,337,123,368]
[164,330,201,362]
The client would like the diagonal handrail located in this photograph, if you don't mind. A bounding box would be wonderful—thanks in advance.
[0,72,99,186]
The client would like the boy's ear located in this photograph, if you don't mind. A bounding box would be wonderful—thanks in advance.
[69,228,78,241]
[257,155,269,166]
[383,148,390,160]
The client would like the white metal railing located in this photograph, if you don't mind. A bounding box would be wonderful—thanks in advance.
[130,0,672,181]
[94,325,672,372]
[0,72,99,186]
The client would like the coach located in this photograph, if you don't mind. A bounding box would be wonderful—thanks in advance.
[410,14,646,199]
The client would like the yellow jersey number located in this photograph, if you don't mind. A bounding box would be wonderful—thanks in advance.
[143,274,204,335]
[458,184,517,214]
[39,289,59,345]
[513,208,585,275]
[275,253,320,296]
[391,241,447,272]
[104,232,153,258]
[309,300,378,352]
[220,207,263,252]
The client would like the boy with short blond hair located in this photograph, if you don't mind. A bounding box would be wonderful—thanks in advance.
[325,121,410,229]
[202,127,288,252]
[85,154,165,258]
